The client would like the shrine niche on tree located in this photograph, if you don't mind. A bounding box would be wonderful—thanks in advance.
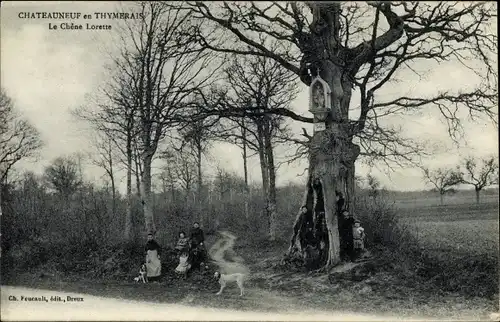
[184,1,498,269]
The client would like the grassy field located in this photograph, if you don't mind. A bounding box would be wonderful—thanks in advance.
[398,199,498,256]
[391,189,499,208]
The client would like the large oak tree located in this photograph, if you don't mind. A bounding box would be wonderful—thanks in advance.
[179,1,497,268]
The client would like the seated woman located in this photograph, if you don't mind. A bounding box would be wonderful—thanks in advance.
[174,231,189,254]
[175,252,191,278]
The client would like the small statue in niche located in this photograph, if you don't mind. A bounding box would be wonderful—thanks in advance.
[312,81,325,110]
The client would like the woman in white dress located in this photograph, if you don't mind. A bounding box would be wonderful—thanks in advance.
[145,233,161,282]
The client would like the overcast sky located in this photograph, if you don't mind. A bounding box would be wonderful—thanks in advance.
[1,1,498,192]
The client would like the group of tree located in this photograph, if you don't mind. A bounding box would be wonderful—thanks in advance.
[74,2,304,242]
[422,155,498,205]
[2,2,497,270]
[0,88,43,216]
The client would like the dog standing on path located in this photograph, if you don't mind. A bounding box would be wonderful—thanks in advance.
[214,271,246,296]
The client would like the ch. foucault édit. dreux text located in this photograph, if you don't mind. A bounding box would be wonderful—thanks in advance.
[8,295,84,302]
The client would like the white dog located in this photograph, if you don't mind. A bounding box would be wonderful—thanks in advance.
[134,264,147,283]
[214,271,246,296]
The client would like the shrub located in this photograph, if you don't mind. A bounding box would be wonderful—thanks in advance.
[355,189,418,253]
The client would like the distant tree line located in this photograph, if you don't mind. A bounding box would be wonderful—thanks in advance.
[422,155,498,205]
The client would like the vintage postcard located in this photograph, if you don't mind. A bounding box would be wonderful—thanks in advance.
[1,1,498,321]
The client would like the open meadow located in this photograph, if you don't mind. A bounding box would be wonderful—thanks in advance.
[397,193,498,257]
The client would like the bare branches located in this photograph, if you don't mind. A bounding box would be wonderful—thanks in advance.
[460,155,498,190]
[205,53,301,166]
[183,2,302,76]
[90,133,116,185]
[350,1,406,71]
[187,86,313,124]
[354,1,498,138]
[370,90,497,142]
[0,89,43,183]
[44,156,83,198]
[355,121,428,169]
[174,1,498,171]
[159,147,197,195]
[421,166,463,197]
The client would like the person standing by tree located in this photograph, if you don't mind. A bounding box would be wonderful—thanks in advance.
[339,210,355,261]
[335,191,345,215]
[336,191,348,260]
[145,233,161,282]
[352,220,366,261]
[189,222,205,249]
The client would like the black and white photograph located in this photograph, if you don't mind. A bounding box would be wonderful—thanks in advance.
[1,1,498,321]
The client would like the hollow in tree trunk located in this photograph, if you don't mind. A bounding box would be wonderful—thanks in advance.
[287,127,359,268]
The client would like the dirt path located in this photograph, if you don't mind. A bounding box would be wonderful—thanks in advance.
[205,231,412,320]
[209,231,249,275]
[208,231,320,310]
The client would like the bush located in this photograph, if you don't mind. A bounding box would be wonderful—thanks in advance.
[355,189,417,253]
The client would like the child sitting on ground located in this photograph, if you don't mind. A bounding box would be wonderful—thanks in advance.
[352,219,366,259]
[175,252,191,279]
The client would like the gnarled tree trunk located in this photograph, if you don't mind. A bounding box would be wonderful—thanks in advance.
[287,125,359,268]
[286,3,361,267]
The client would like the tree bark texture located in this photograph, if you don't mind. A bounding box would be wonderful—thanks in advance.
[264,118,278,241]
[141,152,156,235]
[124,136,133,241]
[257,126,270,198]
[242,122,250,220]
